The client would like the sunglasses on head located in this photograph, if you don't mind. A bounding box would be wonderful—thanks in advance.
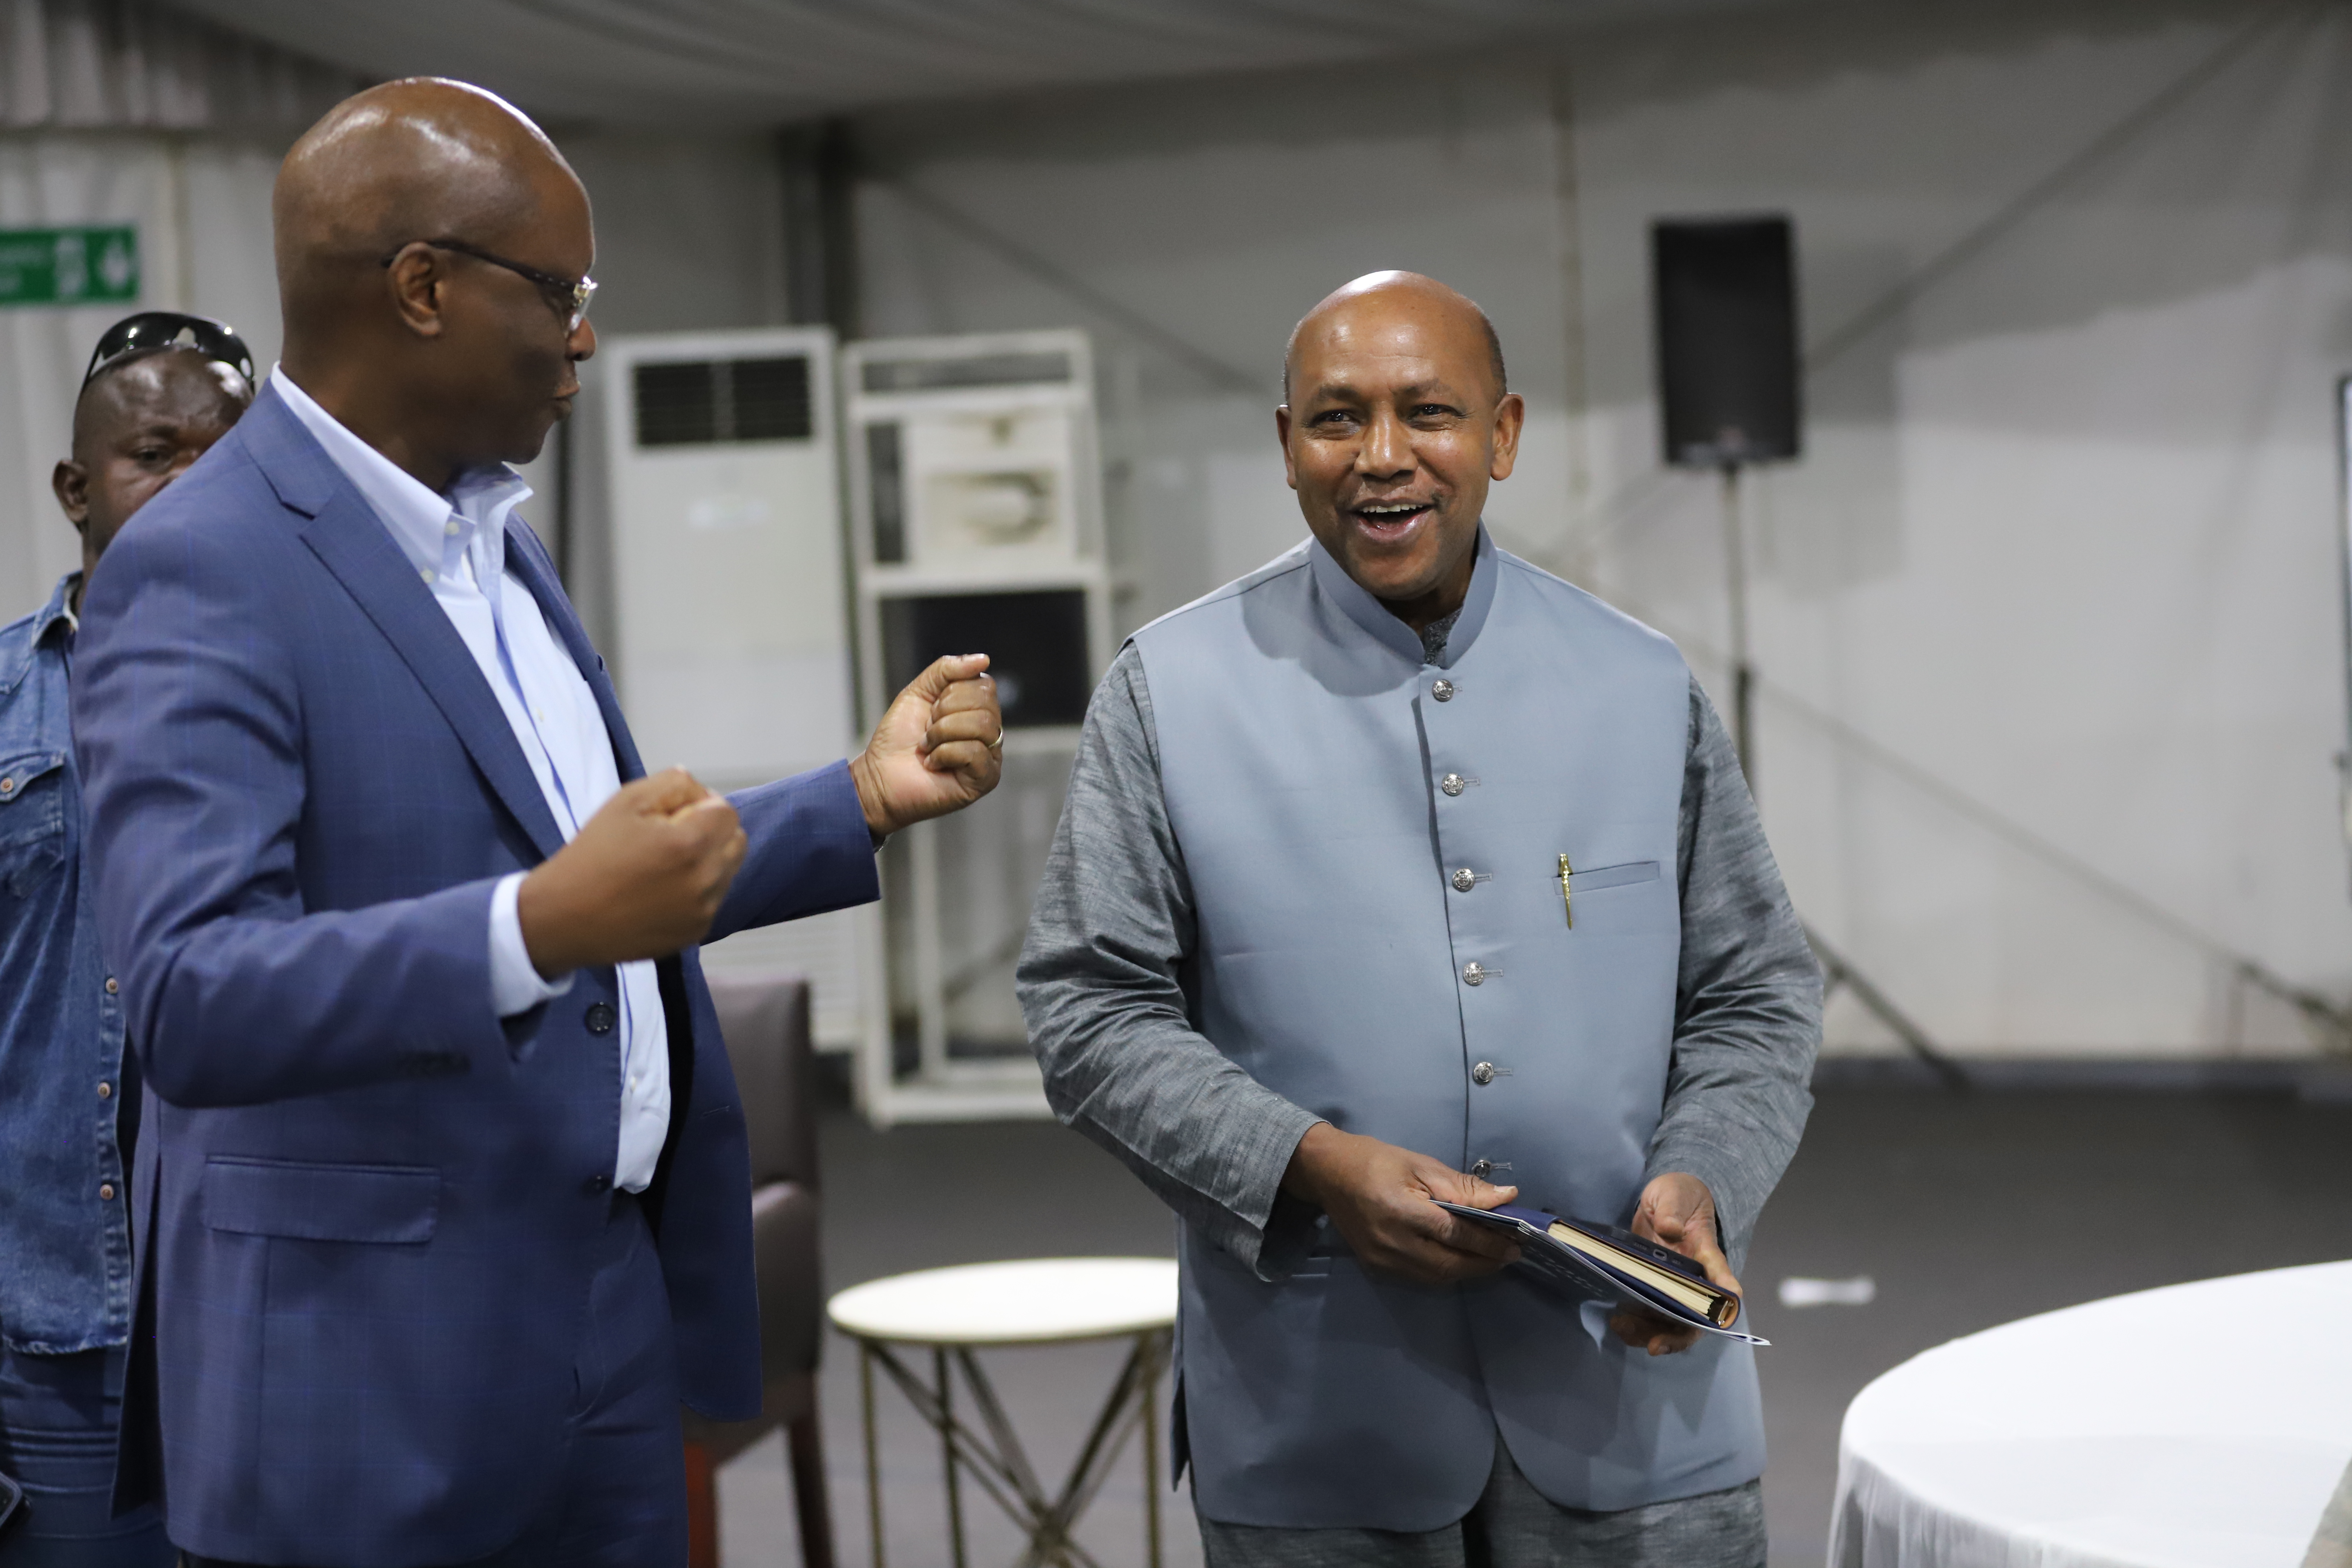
[83,312,256,391]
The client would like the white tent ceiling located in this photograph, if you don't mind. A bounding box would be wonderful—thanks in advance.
[163,0,1806,125]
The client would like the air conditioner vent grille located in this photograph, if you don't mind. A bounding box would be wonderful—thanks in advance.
[634,355,813,447]
[860,351,1071,395]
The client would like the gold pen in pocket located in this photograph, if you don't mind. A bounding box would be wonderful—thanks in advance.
[1558,853,1573,929]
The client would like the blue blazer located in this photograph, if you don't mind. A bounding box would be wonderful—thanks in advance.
[71,385,880,1565]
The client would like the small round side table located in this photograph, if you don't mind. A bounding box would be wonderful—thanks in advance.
[827,1257,1179,1568]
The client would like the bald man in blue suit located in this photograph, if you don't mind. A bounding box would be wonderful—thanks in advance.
[72,80,1004,1566]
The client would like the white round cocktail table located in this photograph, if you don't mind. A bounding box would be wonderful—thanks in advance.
[828,1257,1179,1568]
[1830,1260,2352,1568]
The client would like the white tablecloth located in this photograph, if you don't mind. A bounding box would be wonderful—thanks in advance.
[1830,1260,2352,1568]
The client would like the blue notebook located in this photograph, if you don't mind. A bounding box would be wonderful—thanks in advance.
[1435,1200,1769,1347]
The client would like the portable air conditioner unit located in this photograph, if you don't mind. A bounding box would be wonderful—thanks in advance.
[843,328,1112,1124]
[603,326,883,1070]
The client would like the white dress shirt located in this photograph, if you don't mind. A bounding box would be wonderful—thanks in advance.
[274,371,670,1192]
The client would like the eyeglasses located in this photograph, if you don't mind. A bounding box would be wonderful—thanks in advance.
[82,311,256,390]
[383,238,597,335]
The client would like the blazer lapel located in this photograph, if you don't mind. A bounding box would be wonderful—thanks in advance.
[298,495,568,862]
[242,389,569,863]
[502,518,647,786]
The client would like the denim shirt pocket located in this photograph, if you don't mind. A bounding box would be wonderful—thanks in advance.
[0,749,69,897]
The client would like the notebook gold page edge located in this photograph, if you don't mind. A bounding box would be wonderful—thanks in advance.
[1546,1221,1740,1326]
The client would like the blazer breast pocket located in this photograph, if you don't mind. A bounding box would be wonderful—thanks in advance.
[203,1156,440,1245]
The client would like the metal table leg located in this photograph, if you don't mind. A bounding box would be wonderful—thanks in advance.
[861,1329,1171,1568]
[937,1346,967,1568]
[1139,1334,1162,1568]
[861,1340,885,1568]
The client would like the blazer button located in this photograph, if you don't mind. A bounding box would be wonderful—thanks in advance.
[1470,1159,1493,1179]
[1451,868,1477,893]
[585,1002,617,1035]
[584,1172,611,1195]
[1441,773,1466,797]
[1431,679,1456,702]
[1472,1061,1496,1086]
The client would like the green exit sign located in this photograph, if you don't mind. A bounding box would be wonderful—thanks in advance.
[0,226,139,307]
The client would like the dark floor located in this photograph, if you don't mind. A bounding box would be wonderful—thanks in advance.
[716,1083,2352,1568]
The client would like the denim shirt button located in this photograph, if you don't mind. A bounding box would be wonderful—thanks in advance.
[99,1183,115,1201]
[96,1081,111,1099]
[104,977,118,994]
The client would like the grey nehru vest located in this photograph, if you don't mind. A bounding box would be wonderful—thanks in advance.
[1130,529,1764,1529]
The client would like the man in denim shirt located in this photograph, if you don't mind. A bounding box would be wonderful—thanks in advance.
[0,315,250,1565]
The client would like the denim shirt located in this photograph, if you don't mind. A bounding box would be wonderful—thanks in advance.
[0,573,132,1354]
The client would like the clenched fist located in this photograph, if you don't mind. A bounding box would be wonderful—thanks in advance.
[850,653,1005,837]
[516,767,747,977]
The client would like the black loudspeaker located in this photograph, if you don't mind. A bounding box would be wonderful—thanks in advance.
[1652,215,1801,469]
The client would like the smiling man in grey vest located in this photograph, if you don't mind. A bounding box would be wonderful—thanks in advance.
[1019,271,1821,1566]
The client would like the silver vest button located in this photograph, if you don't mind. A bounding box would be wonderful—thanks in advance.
[1431,679,1456,702]
[1451,867,1476,893]
[1440,773,1465,797]
[1470,1159,1493,1179]
[1462,962,1487,986]
[1472,1061,1496,1086]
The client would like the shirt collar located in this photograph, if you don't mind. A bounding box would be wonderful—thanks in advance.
[0,574,80,695]
[268,365,532,582]
[1306,523,1498,669]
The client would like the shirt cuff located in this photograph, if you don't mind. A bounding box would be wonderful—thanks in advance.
[488,871,573,1017]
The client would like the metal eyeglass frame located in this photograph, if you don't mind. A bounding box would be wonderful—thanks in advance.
[381,238,597,334]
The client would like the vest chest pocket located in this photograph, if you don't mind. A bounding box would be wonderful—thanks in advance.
[1556,858,1663,933]
[1569,860,1659,894]
[0,751,68,897]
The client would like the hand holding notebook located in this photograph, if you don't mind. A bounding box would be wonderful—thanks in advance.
[1617,1171,1747,1354]
[1435,1172,1768,1349]
[1283,1123,1526,1286]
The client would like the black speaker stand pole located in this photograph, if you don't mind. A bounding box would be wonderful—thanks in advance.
[1718,462,1966,1089]
[1718,464,1758,782]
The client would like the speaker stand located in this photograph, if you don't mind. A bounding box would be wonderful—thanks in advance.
[1717,465,1966,1089]
[1718,467,1758,781]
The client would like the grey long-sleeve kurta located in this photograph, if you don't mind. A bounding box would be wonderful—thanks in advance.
[1016,642,1821,1281]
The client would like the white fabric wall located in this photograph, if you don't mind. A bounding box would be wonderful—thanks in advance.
[0,0,356,620]
[847,0,2352,1057]
[0,134,291,619]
